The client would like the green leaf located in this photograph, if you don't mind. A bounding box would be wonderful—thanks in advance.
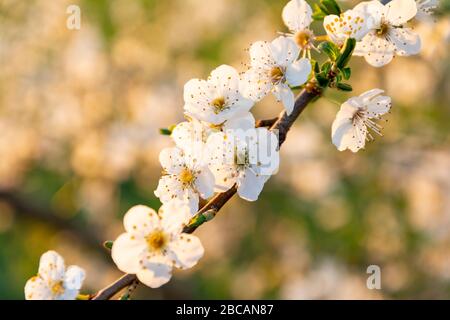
[318,41,340,61]
[336,38,356,69]
[341,67,351,80]
[320,0,342,15]
[315,74,329,87]
[321,61,332,74]
[312,4,327,20]
[312,59,320,74]
[336,83,353,91]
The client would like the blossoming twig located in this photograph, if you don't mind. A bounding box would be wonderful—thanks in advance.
[91,84,321,300]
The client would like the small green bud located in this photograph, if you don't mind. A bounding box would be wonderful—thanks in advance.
[103,240,113,250]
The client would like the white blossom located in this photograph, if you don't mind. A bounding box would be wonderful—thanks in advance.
[183,64,253,125]
[324,9,370,46]
[353,0,421,67]
[331,89,392,152]
[154,146,215,213]
[243,36,311,114]
[282,0,315,56]
[206,128,279,201]
[111,203,204,288]
[25,251,85,300]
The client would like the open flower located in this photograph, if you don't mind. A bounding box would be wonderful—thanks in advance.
[331,89,392,152]
[183,65,253,125]
[111,203,204,288]
[282,0,315,56]
[206,128,279,200]
[353,0,421,67]
[155,146,215,213]
[243,36,311,114]
[25,251,85,300]
[324,9,370,46]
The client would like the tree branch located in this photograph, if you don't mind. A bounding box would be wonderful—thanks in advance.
[91,85,320,300]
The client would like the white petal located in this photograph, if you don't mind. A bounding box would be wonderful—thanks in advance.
[159,147,184,175]
[359,88,385,102]
[168,234,204,269]
[137,256,173,288]
[366,95,392,117]
[25,276,51,300]
[38,251,66,283]
[183,78,212,107]
[237,169,270,201]
[57,289,79,300]
[111,233,147,274]
[223,112,256,131]
[210,164,238,192]
[354,0,384,29]
[123,205,159,236]
[385,0,418,25]
[270,36,299,66]
[389,28,421,56]
[159,200,192,234]
[273,83,295,115]
[63,266,85,290]
[209,64,240,94]
[206,131,236,167]
[154,175,185,204]
[249,41,274,69]
[324,10,370,45]
[282,0,313,32]
[285,57,311,86]
[240,68,272,102]
[171,120,208,150]
[250,128,280,176]
[194,168,215,199]
[355,33,395,67]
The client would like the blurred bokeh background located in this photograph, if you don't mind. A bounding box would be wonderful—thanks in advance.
[0,0,449,299]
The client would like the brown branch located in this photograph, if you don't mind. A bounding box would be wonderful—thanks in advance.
[255,117,278,128]
[91,85,321,300]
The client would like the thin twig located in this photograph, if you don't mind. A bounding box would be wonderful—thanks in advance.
[92,85,320,300]
[255,117,278,128]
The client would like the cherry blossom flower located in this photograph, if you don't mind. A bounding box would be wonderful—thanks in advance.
[206,127,279,200]
[183,64,254,125]
[324,9,370,46]
[331,89,392,152]
[154,145,215,213]
[353,0,421,67]
[111,203,204,288]
[281,0,315,56]
[25,251,85,300]
[243,36,311,114]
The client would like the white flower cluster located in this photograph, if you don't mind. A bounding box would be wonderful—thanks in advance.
[25,0,439,298]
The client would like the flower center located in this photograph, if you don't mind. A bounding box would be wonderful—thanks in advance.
[270,67,284,84]
[211,96,226,114]
[179,168,195,185]
[51,281,65,296]
[294,30,313,49]
[376,22,390,37]
[146,230,168,251]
